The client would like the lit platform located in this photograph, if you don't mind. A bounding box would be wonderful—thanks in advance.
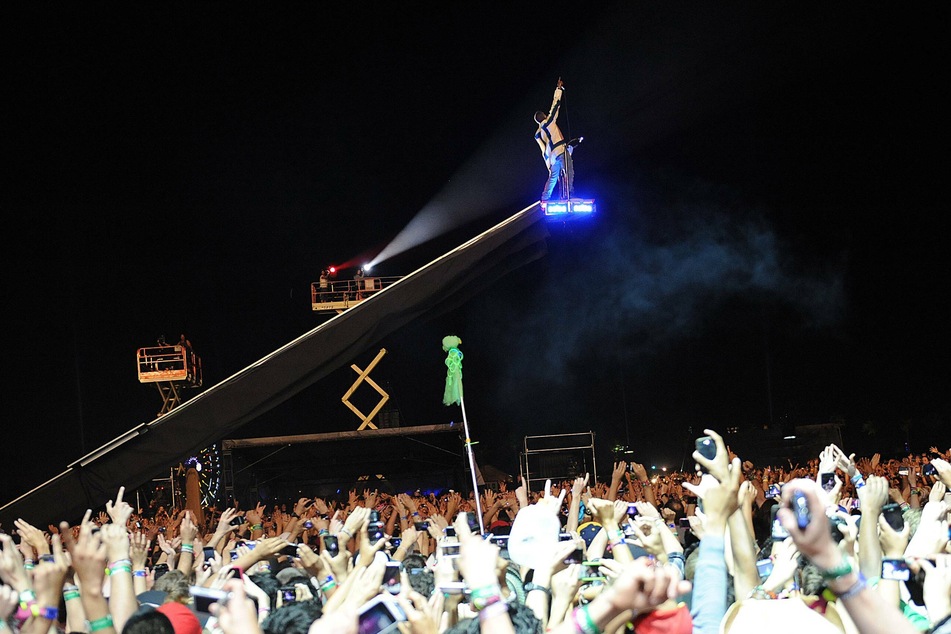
[540,198,596,217]
[137,345,201,385]
[311,276,403,313]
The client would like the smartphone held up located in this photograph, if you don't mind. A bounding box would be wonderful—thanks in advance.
[695,436,716,473]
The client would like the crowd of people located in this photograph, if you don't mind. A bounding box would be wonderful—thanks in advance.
[2,430,951,633]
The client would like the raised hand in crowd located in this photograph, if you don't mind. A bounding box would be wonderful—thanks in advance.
[105,485,134,527]
[62,519,115,634]
[14,517,50,558]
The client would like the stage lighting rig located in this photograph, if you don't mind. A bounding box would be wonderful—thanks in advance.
[541,198,597,217]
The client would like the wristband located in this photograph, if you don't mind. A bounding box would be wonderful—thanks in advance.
[110,558,132,567]
[89,614,114,632]
[479,601,509,621]
[19,589,37,607]
[251,523,264,531]
[24,559,35,570]
[748,585,778,600]
[338,528,353,541]
[469,583,503,611]
[910,488,922,496]
[818,559,854,581]
[63,591,81,601]
[318,529,330,537]
[133,569,148,577]
[110,565,133,574]
[31,605,59,620]
[573,604,600,634]
[180,543,194,553]
[833,573,867,599]
[523,582,551,598]
[850,474,865,489]
[412,511,420,517]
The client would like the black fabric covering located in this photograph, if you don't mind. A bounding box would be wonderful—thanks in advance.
[1,205,548,527]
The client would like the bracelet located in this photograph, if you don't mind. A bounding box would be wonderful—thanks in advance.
[833,573,867,600]
[479,601,509,621]
[19,589,37,607]
[318,529,330,537]
[63,591,81,601]
[573,604,600,634]
[412,511,420,517]
[910,488,922,496]
[110,565,133,574]
[469,583,503,611]
[110,558,132,567]
[338,528,353,541]
[748,585,778,599]
[89,614,114,632]
[251,524,264,531]
[931,614,951,633]
[180,543,194,553]
[523,582,551,598]
[818,559,854,581]
[133,569,148,577]
[31,605,59,620]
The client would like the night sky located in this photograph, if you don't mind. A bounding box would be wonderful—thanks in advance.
[4,5,948,503]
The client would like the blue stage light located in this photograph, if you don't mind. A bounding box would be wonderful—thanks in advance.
[541,199,596,217]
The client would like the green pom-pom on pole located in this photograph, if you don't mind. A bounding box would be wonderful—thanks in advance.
[440,334,484,534]
[442,335,463,406]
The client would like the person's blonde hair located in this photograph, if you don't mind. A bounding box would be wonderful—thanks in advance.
[153,569,190,604]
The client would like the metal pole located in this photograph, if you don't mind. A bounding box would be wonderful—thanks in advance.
[458,395,485,535]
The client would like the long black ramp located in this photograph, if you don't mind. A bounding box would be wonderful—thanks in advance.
[1,203,548,527]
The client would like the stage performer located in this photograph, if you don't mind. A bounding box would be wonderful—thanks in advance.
[534,77,573,201]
